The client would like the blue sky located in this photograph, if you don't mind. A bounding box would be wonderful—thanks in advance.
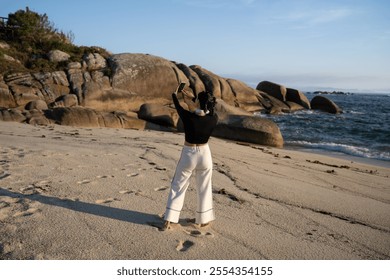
[2,0,390,93]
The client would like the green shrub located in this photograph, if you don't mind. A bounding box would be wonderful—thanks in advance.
[0,7,110,75]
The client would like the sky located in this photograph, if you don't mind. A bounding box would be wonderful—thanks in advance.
[2,0,390,93]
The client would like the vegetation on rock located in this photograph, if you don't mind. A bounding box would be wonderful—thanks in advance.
[0,7,110,75]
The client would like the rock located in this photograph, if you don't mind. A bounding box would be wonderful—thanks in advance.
[213,115,283,148]
[0,82,16,108]
[175,63,205,95]
[213,99,283,147]
[44,106,171,131]
[67,68,84,103]
[256,81,287,102]
[190,65,222,99]
[286,88,311,109]
[82,53,107,71]
[24,109,52,125]
[258,91,290,114]
[214,98,252,120]
[3,54,21,64]
[226,79,264,112]
[108,53,180,110]
[0,42,11,49]
[4,72,35,86]
[67,62,82,69]
[33,71,70,103]
[286,101,305,112]
[52,94,78,107]
[25,100,48,111]
[45,107,110,127]
[311,95,342,114]
[137,103,178,127]
[0,108,26,122]
[13,93,40,107]
[47,50,70,62]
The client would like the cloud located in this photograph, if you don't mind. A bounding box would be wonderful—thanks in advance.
[267,6,355,29]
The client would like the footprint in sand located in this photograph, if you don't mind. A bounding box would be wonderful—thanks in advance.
[184,229,215,238]
[0,172,11,180]
[176,240,194,252]
[77,179,91,184]
[154,186,169,192]
[119,190,135,194]
[19,185,38,195]
[12,207,40,218]
[95,198,115,204]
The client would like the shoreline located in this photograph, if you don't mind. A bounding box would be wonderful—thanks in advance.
[284,146,390,168]
[1,122,389,260]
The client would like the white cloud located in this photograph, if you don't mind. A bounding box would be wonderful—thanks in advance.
[266,6,355,29]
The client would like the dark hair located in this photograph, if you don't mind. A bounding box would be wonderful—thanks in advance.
[197,91,216,115]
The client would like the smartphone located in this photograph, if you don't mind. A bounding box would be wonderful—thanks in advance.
[176,82,186,93]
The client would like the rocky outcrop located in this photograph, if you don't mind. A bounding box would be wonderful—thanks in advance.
[286,88,311,109]
[214,115,284,148]
[258,91,290,114]
[43,106,171,131]
[227,79,264,112]
[0,48,343,148]
[107,53,181,111]
[137,103,178,128]
[311,95,342,114]
[213,99,283,148]
[0,108,26,122]
[256,81,287,102]
[0,79,16,108]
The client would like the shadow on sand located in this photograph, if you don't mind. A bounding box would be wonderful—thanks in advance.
[0,188,161,225]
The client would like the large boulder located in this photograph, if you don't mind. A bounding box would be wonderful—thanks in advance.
[51,94,78,107]
[24,109,52,126]
[286,88,311,109]
[175,63,205,96]
[256,81,287,102]
[190,65,223,99]
[213,99,283,147]
[25,100,48,111]
[0,81,16,108]
[213,115,283,148]
[226,79,264,112]
[258,91,290,114]
[82,53,107,71]
[33,71,70,103]
[108,53,181,110]
[0,108,26,122]
[44,106,171,131]
[311,95,342,114]
[214,98,252,119]
[138,103,178,127]
[47,50,70,62]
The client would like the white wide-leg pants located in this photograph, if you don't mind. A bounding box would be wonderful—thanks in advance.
[164,144,215,224]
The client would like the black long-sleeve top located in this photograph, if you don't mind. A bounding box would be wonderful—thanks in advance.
[172,93,218,144]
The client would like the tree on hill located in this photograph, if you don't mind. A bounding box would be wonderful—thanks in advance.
[0,7,109,74]
[2,7,73,54]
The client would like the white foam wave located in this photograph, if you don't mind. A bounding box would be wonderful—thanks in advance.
[287,141,390,161]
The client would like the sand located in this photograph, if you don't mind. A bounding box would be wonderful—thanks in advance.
[0,121,389,260]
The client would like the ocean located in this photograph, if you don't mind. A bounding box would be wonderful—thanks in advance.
[259,93,390,166]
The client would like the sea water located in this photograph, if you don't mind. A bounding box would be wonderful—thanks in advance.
[259,93,390,165]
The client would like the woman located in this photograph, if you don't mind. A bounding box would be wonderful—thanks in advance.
[162,86,218,231]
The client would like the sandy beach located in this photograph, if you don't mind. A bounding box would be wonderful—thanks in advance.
[0,121,389,260]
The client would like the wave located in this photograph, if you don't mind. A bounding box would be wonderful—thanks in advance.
[286,141,390,161]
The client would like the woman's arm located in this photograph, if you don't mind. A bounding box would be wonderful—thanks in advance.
[172,93,185,115]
